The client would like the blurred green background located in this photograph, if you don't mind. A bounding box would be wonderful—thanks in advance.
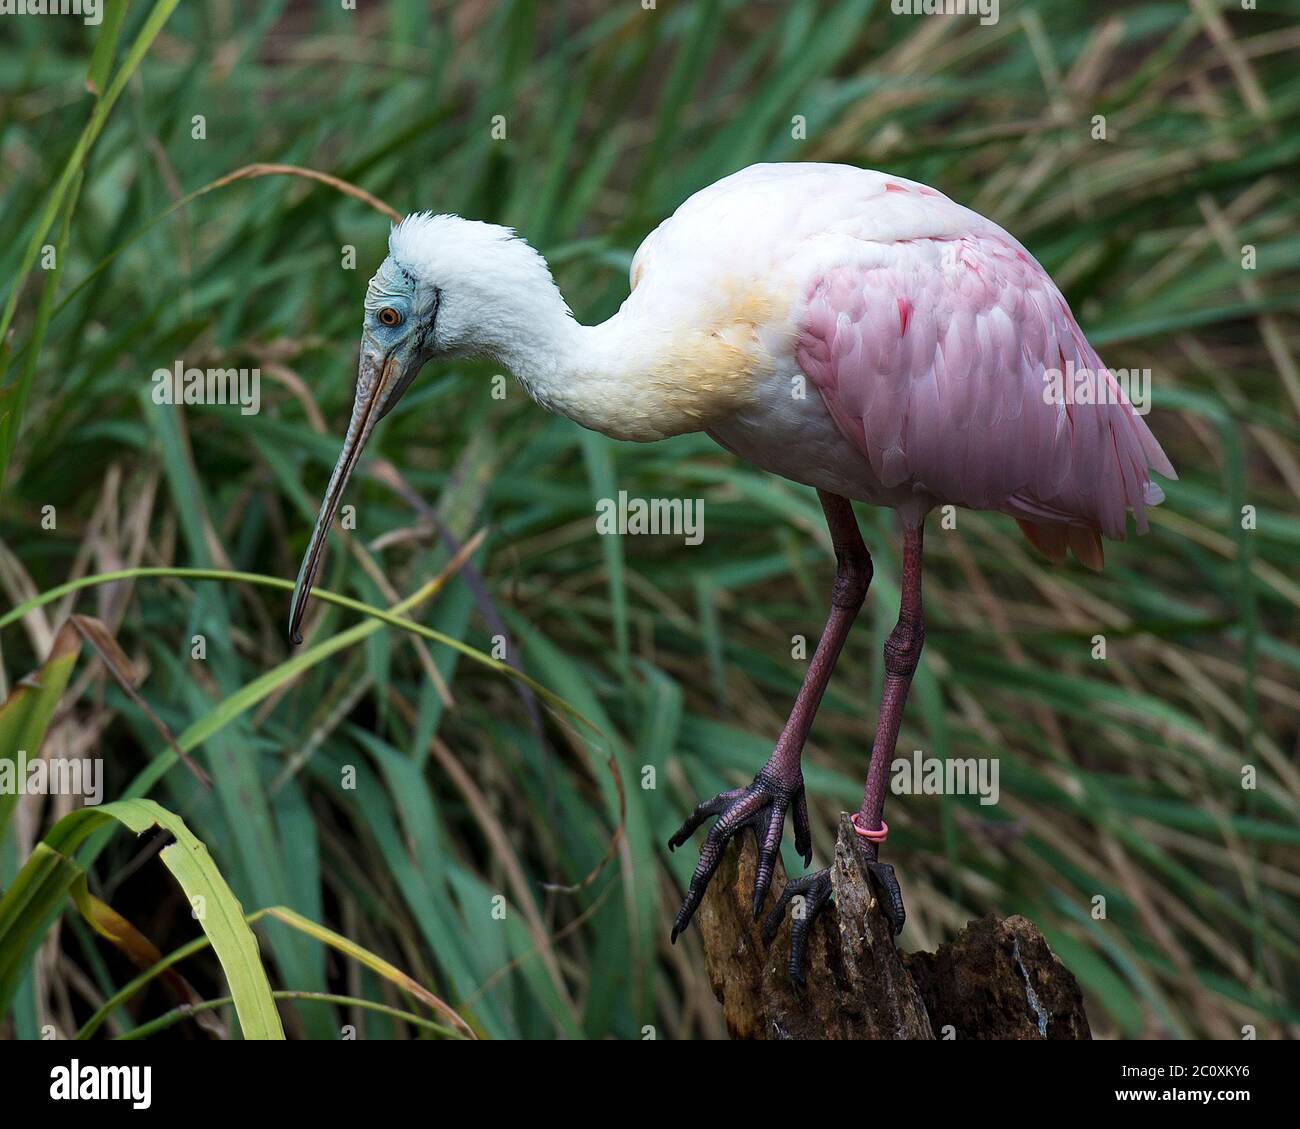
[1,0,1297,1040]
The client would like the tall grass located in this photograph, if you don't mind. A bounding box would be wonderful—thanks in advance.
[0,0,1297,1038]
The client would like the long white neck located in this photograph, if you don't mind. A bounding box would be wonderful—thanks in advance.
[497,306,667,442]
[488,266,768,443]
[390,213,768,438]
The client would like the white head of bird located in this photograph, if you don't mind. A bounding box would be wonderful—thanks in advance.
[367,213,576,381]
[288,212,604,641]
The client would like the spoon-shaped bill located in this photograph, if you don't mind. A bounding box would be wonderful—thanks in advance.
[287,354,399,645]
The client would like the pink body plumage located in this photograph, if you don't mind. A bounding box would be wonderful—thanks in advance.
[653,164,1176,567]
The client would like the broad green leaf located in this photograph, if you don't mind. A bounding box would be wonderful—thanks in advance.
[0,799,283,1039]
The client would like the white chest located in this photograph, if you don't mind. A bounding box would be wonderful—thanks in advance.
[707,367,923,512]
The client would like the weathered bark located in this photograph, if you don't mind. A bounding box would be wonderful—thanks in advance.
[903,912,1092,1039]
[698,812,1091,1040]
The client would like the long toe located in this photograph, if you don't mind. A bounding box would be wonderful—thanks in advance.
[670,788,769,940]
[667,787,745,852]
[785,870,834,987]
[866,859,906,937]
[761,870,817,944]
[759,868,833,987]
[791,789,812,868]
[750,798,790,919]
[668,768,807,941]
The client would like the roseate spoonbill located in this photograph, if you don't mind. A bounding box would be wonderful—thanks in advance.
[289,163,1175,980]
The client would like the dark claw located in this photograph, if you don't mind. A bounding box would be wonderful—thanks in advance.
[792,790,812,867]
[669,769,806,941]
[761,868,833,987]
[866,859,906,936]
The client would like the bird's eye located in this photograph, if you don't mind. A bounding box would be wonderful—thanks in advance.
[377,307,402,327]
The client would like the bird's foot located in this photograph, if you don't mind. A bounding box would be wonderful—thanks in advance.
[759,840,906,988]
[849,813,907,937]
[760,867,832,988]
[668,766,810,941]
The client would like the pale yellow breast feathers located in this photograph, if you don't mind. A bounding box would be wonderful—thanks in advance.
[643,279,785,426]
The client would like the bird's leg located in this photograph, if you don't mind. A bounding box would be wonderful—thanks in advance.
[669,491,871,941]
[851,519,925,937]
[762,520,924,983]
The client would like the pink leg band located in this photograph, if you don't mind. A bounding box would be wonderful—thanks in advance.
[851,813,888,844]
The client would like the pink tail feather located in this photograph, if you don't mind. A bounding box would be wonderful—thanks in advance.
[1017,520,1104,570]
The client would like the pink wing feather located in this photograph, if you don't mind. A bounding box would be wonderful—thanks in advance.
[796,227,1175,567]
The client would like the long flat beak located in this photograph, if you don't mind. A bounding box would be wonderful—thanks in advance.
[287,352,401,645]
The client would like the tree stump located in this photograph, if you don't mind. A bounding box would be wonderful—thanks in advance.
[697,813,1091,1040]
